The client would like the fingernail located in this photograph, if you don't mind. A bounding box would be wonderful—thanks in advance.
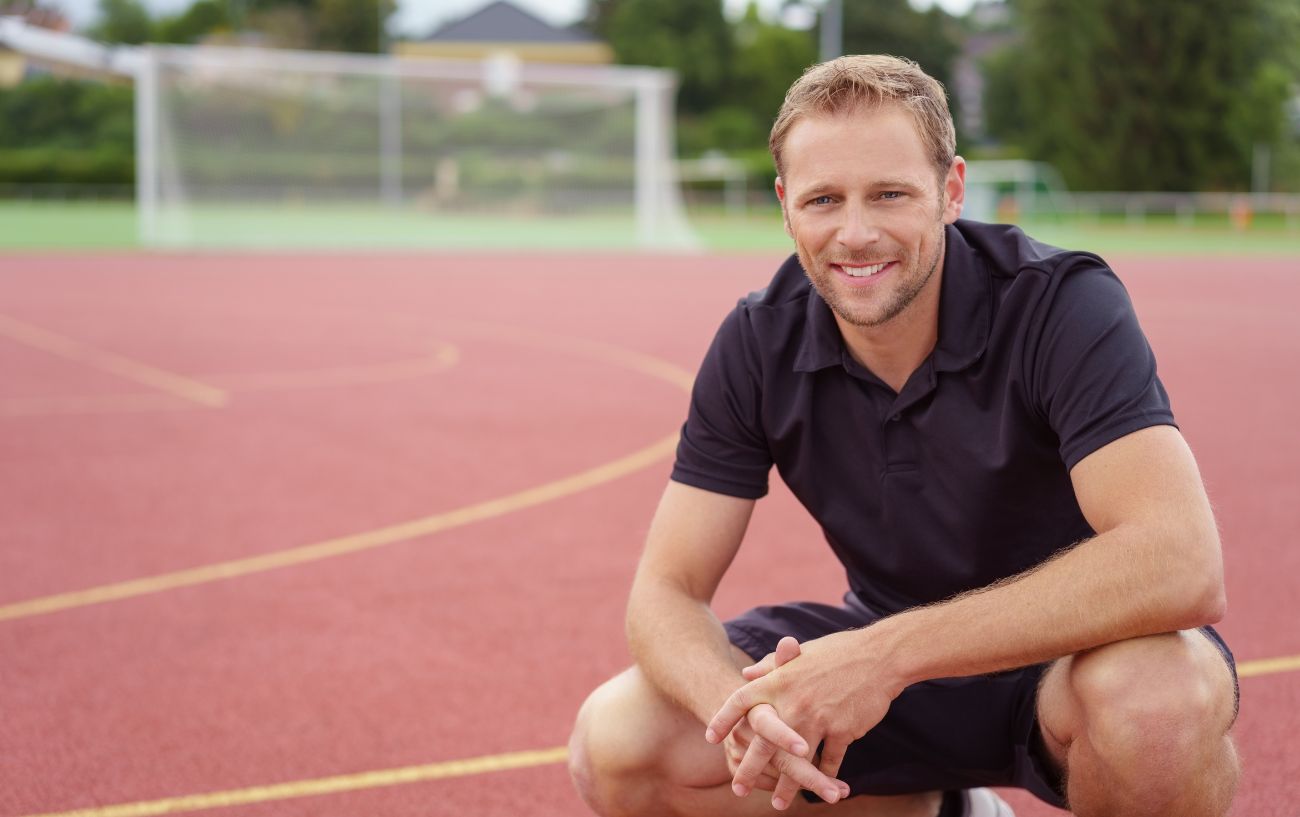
[790,741,807,756]
[823,788,841,803]
[840,782,851,796]
[705,728,717,743]
[772,796,787,810]
[732,783,748,797]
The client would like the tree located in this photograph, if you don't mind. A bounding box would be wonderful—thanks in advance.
[1016,0,1294,191]
[599,0,734,114]
[732,2,817,126]
[837,0,961,92]
[314,0,395,53]
[155,0,231,44]
[89,0,153,44]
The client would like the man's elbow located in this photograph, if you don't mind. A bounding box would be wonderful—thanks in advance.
[1172,525,1227,628]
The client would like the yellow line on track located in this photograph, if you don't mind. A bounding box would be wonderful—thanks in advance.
[0,314,227,408]
[0,431,679,622]
[15,747,570,817]
[1237,653,1300,678]
[16,655,1300,817]
[0,327,695,621]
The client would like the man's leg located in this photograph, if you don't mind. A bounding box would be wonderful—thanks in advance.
[568,646,941,817]
[1035,629,1239,816]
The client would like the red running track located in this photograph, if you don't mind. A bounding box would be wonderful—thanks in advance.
[0,251,1296,817]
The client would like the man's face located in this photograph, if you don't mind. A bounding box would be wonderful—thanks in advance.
[776,105,965,330]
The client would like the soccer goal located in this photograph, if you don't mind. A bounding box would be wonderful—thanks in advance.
[134,45,699,251]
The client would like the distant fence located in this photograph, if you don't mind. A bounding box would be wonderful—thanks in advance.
[3,181,1300,231]
[1037,191,1300,229]
[0,182,134,200]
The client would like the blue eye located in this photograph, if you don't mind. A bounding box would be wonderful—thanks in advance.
[810,195,833,206]
[881,191,903,200]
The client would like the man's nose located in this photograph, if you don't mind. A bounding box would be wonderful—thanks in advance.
[835,202,882,250]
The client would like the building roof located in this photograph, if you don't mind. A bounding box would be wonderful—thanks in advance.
[425,1,597,44]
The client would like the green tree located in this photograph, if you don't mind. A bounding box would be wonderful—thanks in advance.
[599,0,734,114]
[155,0,231,43]
[838,0,961,92]
[732,3,817,126]
[1016,0,1294,191]
[89,0,153,44]
[314,0,395,53]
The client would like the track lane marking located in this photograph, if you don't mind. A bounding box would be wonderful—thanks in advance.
[0,342,460,416]
[1237,653,1300,677]
[0,314,227,408]
[0,431,678,621]
[14,747,570,817]
[14,654,1300,817]
[0,329,692,621]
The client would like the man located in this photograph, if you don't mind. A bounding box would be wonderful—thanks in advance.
[568,55,1239,817]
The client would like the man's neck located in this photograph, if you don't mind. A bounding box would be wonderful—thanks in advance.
[836,267,943,394]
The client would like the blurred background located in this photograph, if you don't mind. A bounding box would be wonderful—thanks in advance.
[1,0,1297,253]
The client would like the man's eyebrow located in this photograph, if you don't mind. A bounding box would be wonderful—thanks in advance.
[872,177,928,191]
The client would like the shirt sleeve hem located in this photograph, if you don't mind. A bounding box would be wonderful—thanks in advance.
[669,468,769,500]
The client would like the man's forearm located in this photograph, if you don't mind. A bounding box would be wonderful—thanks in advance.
[870,519,1225,693]
[626,577,746,724]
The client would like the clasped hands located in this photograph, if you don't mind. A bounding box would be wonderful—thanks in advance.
[703,633,896,811]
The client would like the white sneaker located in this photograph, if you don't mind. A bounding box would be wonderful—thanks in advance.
[958,788,1015,817]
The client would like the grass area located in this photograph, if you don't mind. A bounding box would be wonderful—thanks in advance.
[2,200,1297,256]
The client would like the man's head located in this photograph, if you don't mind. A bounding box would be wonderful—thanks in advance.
[769,56,964,332]
[770,55,956,186]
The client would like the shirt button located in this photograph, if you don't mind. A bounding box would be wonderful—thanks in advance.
[891,414,902,422]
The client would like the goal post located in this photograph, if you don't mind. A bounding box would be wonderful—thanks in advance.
[133,45,699,251]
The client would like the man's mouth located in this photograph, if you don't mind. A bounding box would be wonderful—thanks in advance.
[837,261,891,277]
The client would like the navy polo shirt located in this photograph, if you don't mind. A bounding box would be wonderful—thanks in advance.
[671,220,1175,615]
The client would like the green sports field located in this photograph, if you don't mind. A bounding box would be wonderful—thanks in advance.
[1,200,1297,255]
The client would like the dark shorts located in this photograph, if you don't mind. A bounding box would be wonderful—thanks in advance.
[724,594,1238,809]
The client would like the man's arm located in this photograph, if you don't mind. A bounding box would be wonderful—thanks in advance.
[707,425,1225,778]
[627,479,756,725]
[629,479,848,802]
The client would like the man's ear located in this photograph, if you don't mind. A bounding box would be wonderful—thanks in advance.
[775,177,793,238]
[942,157,966,224]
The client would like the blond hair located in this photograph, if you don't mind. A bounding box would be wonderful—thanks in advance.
[769,55,955,181]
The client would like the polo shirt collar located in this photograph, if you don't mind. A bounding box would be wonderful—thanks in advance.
[792,223,990,375]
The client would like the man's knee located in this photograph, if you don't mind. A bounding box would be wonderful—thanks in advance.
[1040,630,1239,810]
[568,668,684,817]
[1066,631,1235,756]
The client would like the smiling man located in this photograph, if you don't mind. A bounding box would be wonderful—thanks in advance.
[568,56,1239,817]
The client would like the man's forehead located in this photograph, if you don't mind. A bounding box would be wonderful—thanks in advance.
[781,107,935,190]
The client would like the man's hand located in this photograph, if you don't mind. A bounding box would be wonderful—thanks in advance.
[724,638,847,803]
[706,629,903,809]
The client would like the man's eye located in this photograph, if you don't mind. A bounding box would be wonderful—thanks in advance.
[810,195,834,206]
[880,191,903,200]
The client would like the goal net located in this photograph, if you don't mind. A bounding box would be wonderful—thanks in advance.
[135,45,699,250]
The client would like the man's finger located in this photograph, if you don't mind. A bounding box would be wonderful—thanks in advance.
[730,734,779,798]
[741,655,774,681]
[745,703,809,756]
[817,736,853,784]
[774,636,801,666]
[707,694,808,758]
[770,771,802,811]
[740,637,803,681]
[770,748,845,804]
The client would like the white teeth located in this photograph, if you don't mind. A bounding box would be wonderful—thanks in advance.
[843,262,887,277]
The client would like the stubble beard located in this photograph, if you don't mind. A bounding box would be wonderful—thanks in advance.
[798,221,946,329]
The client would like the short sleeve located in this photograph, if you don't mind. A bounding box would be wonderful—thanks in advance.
[1028,261,1176,470]
[670,304,773,498]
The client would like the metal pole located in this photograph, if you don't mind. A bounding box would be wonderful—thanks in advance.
[819,0,842,62]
